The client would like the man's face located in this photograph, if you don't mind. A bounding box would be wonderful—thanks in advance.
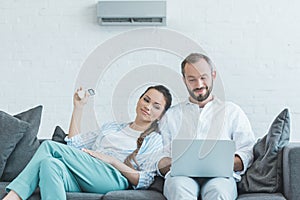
[183,59,215,102]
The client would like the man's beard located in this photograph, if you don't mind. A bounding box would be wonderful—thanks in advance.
[188,83,213,102]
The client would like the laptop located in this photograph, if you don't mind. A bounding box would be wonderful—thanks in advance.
[171,139,235,177]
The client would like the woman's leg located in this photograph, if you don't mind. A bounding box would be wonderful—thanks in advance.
[43,141,129,193]
[6,141,61,199]
[6,140,129,199]
[39,157,81,200]
[4,158,81,200]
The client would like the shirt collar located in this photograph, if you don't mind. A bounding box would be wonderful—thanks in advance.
[184,95,218,107]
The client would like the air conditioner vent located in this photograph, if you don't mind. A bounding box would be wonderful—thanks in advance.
[97,1,166,26]
[100,17,164,25]
[102,18,132,23]
[132,18,163,23]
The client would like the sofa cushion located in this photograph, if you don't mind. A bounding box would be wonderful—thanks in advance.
[0,111,29,177]
[0,182,10,199]
[283,143,300,200]
[148,176,164,193]
[238,108,290,193]
[66,192,104,200]
[51,126,67,144]
[103,190,166,200]
[0,106,42,181]
[237,193,286,200]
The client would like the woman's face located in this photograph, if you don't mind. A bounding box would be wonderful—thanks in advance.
[136,88,166,123]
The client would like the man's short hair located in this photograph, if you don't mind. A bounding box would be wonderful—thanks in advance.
[181,53,214,76]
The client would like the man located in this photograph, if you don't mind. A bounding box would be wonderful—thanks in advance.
[158,53,255,200]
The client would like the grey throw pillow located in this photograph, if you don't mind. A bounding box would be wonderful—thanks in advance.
[51,126,67,144]
[0,106,42,181]
[238,108,290,193]
[0,111,29,177]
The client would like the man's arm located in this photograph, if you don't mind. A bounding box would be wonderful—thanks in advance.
[231,104,256,174]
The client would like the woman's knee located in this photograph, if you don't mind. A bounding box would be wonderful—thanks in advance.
[39,140,67,157]
[38,140,57,152]
[39,158,64,174]
[40,140,58,148]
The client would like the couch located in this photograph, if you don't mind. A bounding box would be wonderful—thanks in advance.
[0,143,299,200]
[1,106,299,200]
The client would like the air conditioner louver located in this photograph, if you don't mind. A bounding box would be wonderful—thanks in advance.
[97,1,166,26]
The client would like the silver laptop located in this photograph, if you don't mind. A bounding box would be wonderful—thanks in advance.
[171,139,235,177]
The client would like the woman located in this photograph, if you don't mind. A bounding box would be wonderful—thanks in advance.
[4,85,172,200]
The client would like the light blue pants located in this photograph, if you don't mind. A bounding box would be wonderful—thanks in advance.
[164,173,237,200]
[6,140,129,200]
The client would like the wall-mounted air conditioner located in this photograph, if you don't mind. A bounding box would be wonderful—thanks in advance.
[97,0,166,26]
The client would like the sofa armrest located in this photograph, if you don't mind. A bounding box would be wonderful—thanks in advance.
[283,143,300,200]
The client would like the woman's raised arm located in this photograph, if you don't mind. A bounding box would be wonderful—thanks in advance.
[68,87,90,138]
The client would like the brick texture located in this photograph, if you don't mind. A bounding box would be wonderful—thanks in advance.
[0,0,299,141]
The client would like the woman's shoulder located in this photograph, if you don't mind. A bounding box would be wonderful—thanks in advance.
[145,131,162,143]
[140,131,163,153]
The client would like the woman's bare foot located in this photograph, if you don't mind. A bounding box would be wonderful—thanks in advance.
[2,190,21,200]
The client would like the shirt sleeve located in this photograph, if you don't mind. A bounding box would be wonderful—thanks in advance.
[159,114,172,155]
[155,152,171,177]
[156,107,182,176]
[65,122,121,150]
[64,130,101,149]
[133,132,164,189]
[159,107,182,156]
[134,171,156,189]
[231,104,256,175]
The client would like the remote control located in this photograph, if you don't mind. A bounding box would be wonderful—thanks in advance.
[77,89,95,99]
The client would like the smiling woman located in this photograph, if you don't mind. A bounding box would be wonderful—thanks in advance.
[124,85,172,170]
[134,86,169,128]
[3,85,172,200]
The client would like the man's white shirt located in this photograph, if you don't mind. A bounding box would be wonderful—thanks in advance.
[158,96,255,180]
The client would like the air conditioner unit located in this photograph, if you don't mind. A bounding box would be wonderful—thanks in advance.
[97,0,166,26]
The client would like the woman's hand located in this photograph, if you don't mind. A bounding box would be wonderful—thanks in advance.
[82,148,116,165]
[73,87,89,109]
[82,148,140,186]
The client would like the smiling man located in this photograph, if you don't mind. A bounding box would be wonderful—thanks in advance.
[158,53,255,200]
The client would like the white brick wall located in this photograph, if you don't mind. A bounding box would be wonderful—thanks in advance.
[0,0,299,141]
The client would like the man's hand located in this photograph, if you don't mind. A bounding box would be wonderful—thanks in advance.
[234,154,244,172]
[158,157,172,176]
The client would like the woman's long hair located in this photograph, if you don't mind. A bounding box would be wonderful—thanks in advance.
[124,85,172,170]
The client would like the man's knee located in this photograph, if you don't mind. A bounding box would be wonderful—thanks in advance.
[202,188,233,200]
[164,176,199,200]
[201,178,237,200]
